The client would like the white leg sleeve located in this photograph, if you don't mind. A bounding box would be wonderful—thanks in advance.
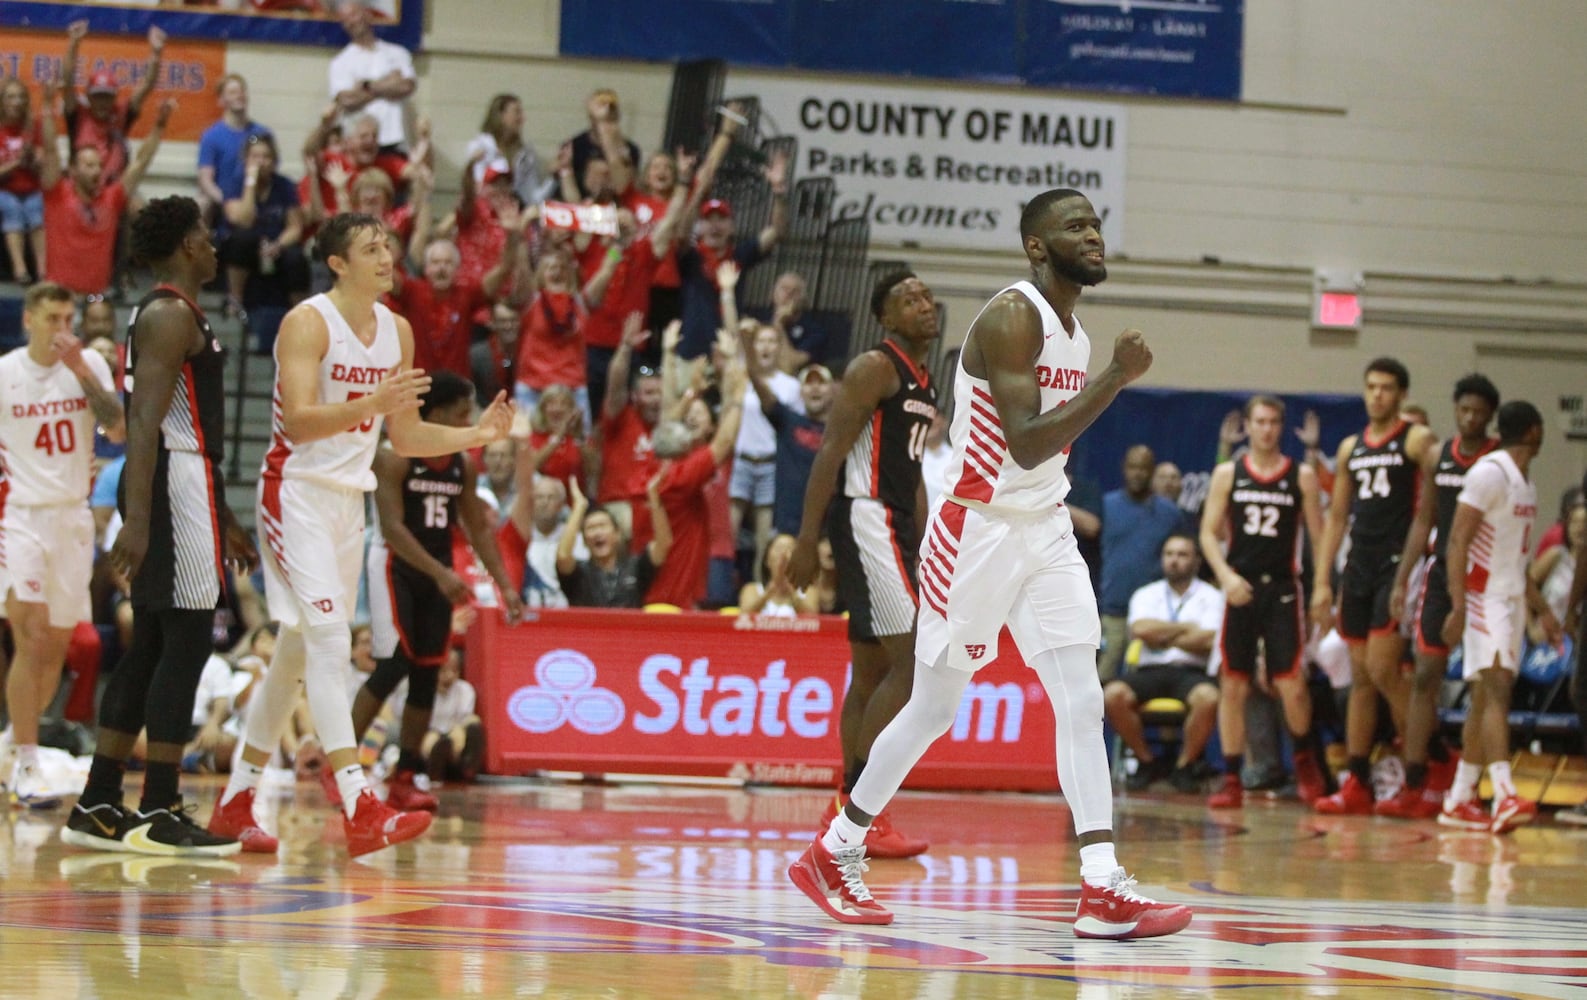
[301,621,357,755]
[1029,644,1113,836]
[242,626,308,755]
[849,652,972,817]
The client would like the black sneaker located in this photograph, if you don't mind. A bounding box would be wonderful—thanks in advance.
[122,805,242,858]
[1125,757,1172,792]
[60,801,133,853]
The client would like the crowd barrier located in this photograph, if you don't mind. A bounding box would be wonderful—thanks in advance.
[467,609,1061,791]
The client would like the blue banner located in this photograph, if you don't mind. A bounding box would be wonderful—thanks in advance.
[559,0,1241,100]
[559,0,790,67]
[0,0,424,51]
[1068,386,1365,510]
[790,0,1021,83]
[1023,0,1243,99]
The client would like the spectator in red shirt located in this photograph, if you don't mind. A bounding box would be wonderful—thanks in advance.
[391,174,517,380]
[449,154,528,300]
[60,20,166,187]
[513,245,622,425]
[595,317,665,542]
[0,78,44,283]
[38,77,172,298]
[643,352,747,609]
[301,105,426,213]
[522,384,592,497]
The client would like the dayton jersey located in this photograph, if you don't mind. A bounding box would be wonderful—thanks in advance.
[841,338,936,512]
[944,281,1088,514]
[382,453,466,569]
[1344,419,1419,550]
[261,294,402,492]
[126,286,227,464]
[1226,455,1303,579]
[0,346,113,505]
[1456,450,1536,599]
[1430,436,1498,562]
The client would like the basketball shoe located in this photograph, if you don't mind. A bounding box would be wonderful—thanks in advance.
[1373,782,1442,820]
[385,770,439,812]
[1490,796,1537,835]
[344,789,432,857]
[1438,798,1492,831]
[787,837,893,925]
[61,801,133,852]
[10,760,63,811]
[818,792,928,859]
[1207,773,1243,809]
[122,805,243,857]
[1073,868,1194,939]
[207,788,280,853]
[1314,773,1373,815]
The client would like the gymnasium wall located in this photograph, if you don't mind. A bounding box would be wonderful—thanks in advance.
[135,0,1587,505]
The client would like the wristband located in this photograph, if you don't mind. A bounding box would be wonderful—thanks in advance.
[606,247,623,263]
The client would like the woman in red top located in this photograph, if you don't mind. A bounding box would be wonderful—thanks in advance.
[522,384,592,495]
[0,79,44,284]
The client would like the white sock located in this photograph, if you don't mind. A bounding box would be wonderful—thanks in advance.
[335,764,368,818]
[822,810,869,852]
[16,743,39,769]
[1487,762,1516,801]
[221,760,265,807]
[1448,761,1484,805]
[1079,842,1120,887]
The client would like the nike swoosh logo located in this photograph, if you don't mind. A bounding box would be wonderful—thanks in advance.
[908,383,919,390]
[88,812,116,837]
[123,822,178,856]
[1279,594,1296,604]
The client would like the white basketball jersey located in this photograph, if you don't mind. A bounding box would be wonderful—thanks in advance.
[261,294,402,492]
[0,347,113,506]
[1456,450,1536,599]
[942,282,1089,514]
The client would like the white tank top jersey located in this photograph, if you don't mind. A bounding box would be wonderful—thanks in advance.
[943,281,1090,515]
[1456,449,1537,599]
[261,294,403,492]
[0,347,114,506]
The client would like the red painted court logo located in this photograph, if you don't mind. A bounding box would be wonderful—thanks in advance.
[964,643,988,660]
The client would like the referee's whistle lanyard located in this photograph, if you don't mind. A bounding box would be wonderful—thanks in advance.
[1163,582,1191,623]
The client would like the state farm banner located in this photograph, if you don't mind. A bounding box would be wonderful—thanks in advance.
[735,73,1127,252]
[469,609,1060,792]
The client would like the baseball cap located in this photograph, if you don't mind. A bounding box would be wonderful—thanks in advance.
[799,364,834,384]
[481,158,512,185]
[700,198,732,219]
[87,70,118,96]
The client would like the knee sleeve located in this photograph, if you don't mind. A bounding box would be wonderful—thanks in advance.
[301,621,357,754]
[849,654,970,816]
[364,654,411,704]
[405,663,439,712]
[242,626,308,754]
[97,612,166,736]
[143,610,217,746]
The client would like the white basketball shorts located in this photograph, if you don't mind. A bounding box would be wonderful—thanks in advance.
[0,503,93,628]
[1461,591,1524,678]
[257,476,365,629]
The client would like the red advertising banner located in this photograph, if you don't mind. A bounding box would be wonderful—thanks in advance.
[468,609,1060,792]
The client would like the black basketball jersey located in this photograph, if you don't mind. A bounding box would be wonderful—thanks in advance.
[1431,436,1498,562]
[1226,454,1304,579]
[1345,420,1419,550]
[840,338,936,512]
[126,285,226,464]
[394,454,467,568]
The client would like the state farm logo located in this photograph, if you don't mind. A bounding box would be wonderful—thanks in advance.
[506,649,625,735]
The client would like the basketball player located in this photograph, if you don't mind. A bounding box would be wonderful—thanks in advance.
[0,283,121,810]
[1199,395,1328,808]
[208,213,513,858]
[1310,358,1437,814]
[352,370,524,811]
[1379,375,1499,819]
[1438,400,1554,834]
[787,270,938,859]
[789,189,1191,939]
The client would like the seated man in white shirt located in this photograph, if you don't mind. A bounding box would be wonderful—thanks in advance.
[421,648,482,782]
[1103,534,1225,793]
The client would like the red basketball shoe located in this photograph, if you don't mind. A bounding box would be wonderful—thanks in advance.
[343,790,432,857]
[1438,798,1492,831]
[787,837,893,925]
[1293,750,1327,807]
[817,792,928,859]
[1314,773,1373,815]
[1073,868,1194,939]
[1490,796,1537,834]
[1374,783,1442,820]
[1207,774,1243,809]
[385,770,439,812]
[206,789,279,854]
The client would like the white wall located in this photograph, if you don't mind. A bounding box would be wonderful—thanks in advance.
[139,0,1587,494]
